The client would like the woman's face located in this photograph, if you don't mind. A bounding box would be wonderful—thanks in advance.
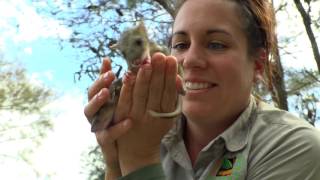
[172,0,260,124]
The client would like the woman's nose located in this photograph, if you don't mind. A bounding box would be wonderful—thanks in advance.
[182,44,207,69]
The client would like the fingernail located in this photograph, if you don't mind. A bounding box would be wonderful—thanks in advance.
[104,71,112,80]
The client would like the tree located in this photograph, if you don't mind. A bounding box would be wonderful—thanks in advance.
[286,69,320,125]
[0,58,54,176]
[294,0,320,72]
[277,0,320,124]
[81,146,106,180]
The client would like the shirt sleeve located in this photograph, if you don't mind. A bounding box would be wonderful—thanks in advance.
[118,164,166,180]
[247,126,320,180]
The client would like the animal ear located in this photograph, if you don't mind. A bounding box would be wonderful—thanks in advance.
[137,20,147,33]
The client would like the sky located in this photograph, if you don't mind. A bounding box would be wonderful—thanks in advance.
[0,0,319,179]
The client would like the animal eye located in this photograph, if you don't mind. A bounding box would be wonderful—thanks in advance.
[171,42,189,51]
[208,42,227,50]
[135,38,143,46]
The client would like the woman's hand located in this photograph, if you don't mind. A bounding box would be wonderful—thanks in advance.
[84,58,133,179]
[115,53,179,175]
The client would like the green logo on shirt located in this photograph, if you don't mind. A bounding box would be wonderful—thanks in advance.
[206,154,244,180]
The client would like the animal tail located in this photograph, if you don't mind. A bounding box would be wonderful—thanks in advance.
[148,96,182,118]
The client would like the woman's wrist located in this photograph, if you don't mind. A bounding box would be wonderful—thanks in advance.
[119,151,161,176]
[104,159,122,180]
[105,166,122,180]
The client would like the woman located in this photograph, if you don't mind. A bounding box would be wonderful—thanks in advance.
[84,0,320,179]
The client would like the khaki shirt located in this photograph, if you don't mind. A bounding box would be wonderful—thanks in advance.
[120,97,320,180]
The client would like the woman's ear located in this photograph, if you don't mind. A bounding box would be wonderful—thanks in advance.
[253,48,267,82]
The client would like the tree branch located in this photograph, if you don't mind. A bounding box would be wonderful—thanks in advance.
[293,0,320,73]
[154,0,175,18]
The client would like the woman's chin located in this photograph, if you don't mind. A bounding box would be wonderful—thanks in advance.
[183,105,212,119]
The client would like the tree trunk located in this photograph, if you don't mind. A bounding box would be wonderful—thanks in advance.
[271,39,289,110]
[270,0,289,110]
[154,0,175,18]
[294,0,320,73]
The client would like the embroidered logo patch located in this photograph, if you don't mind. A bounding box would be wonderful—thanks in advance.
[216,157,236,176]
[206,154,244,180]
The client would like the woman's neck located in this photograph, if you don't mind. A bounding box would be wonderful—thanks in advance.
[184,118,233,166]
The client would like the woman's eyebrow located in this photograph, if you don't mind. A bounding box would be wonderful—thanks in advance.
[207,29,232,37]
[172,29,232,37]
[172,31,187,36]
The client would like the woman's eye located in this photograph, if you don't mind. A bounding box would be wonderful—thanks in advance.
[208,42,226,50]
[171,43,189,50]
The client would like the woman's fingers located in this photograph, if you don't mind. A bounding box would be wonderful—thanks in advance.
[114,73,136,123]
[106,53,178,125]
[100,58,112,74]
[85,57,115,121]
[88,58,113,100]
[146,53,178,114]
[130,63,152,119]
[95,118,132,147]
[88,71,115,100]
[162,56,178,112]
[147,53,166,113]
[84,88,110,121]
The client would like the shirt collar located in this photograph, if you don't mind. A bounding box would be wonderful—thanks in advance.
[162,114,185,149]
[219,95,257,152]
[162,95,257,152]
